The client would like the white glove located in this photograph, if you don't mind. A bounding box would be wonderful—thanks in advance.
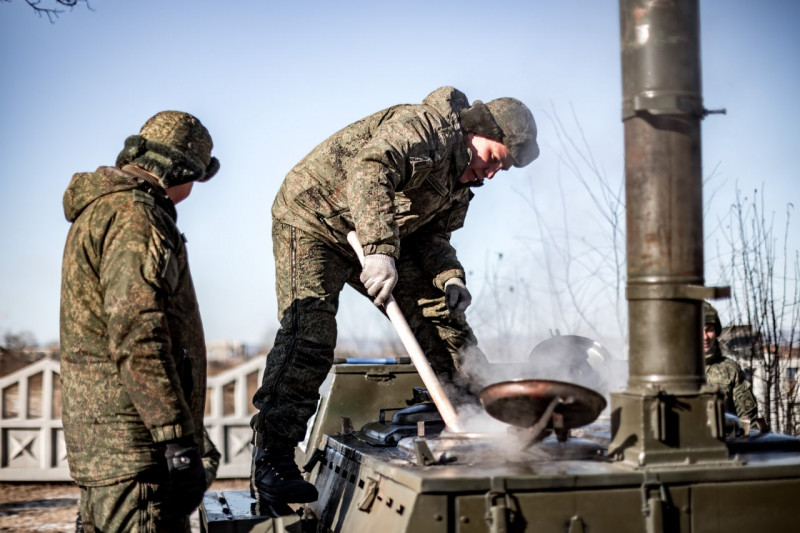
[444,277,472,315]
[360,254,398,306]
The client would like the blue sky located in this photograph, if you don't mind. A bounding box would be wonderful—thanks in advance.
[1,1,798,354]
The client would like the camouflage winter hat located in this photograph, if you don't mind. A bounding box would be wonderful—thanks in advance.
[459,97,540,167]
[703,301,722,336]
[116,111,220,189]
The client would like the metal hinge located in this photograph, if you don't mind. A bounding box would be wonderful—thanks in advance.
[484,485,518,533]
[640,480,669,533]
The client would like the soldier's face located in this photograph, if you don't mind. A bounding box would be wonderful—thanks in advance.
[460,134,513,184]
[703,323,717,354]
[166,181,194,205]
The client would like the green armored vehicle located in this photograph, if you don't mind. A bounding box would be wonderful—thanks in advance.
[202,346,800,532]
[201,1,800,530]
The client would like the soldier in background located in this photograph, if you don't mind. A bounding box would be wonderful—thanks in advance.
[703,301,770,432]
[250,86,539,504]
[60,111,220,532]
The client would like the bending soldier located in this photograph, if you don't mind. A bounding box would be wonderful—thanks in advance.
[250,86,539,503]
[60,111,220,532]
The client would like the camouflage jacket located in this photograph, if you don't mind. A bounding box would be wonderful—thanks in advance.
[60,166,206,486]
[272,86,474,289]
[705,345,759,419]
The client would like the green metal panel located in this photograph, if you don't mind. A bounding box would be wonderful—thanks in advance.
[454,488,690,533]
[690,478,800,532]
[298,363,423,465]
[311,444,449,532]
[405,494,451,532]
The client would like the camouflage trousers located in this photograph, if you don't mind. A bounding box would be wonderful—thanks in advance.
[252,223,484,450]
[77,470,190,533]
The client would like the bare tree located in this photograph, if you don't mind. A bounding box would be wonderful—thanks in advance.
[462,104,630,374]
[711,187,799,435]
[510,104,627,348]
[2,0,92,23]
[0,330,42,375]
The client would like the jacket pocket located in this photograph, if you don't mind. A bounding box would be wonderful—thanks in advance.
[294,186,353,236]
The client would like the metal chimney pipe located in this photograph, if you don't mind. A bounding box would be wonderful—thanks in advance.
[621,0,722,394]
[610,0,730,465]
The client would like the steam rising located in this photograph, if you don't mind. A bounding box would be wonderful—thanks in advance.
[451,335,627,434]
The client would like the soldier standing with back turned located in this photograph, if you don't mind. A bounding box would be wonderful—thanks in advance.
[60,111,220,531]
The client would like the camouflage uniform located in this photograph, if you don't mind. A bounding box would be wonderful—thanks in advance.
[703,301,759,420]
[252,87,532,450]
[61,111,219,532]
[75,427,221,532]
[705,345,759,419]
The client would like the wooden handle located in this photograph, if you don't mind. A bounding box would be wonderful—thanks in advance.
[347,231,462,432]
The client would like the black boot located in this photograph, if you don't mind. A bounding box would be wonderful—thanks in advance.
[250,446,318,503]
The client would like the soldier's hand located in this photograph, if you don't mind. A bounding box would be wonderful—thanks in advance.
[165,438,206,515]
[444,278,472,315]
[360,254,398,306]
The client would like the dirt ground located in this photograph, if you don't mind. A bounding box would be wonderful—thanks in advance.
[0,479,249,533]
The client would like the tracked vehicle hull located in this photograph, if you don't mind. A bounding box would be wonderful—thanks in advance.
[309,431,800,533]
[201,362,800,532]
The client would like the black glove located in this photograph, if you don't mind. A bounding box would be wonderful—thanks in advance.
[165,438,206,515]
[444,278,472,315]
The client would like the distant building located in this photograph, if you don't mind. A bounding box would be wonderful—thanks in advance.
[720,324,799,434]
[205,341,256,362]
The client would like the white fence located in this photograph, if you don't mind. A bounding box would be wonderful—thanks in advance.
[204,356,264,479]
[0,357,265,481]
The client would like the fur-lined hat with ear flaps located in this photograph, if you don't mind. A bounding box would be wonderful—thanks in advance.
[116,111,220,189]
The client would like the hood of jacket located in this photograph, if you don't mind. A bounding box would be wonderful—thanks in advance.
[63,166,175,223]
[422,86,470,129]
